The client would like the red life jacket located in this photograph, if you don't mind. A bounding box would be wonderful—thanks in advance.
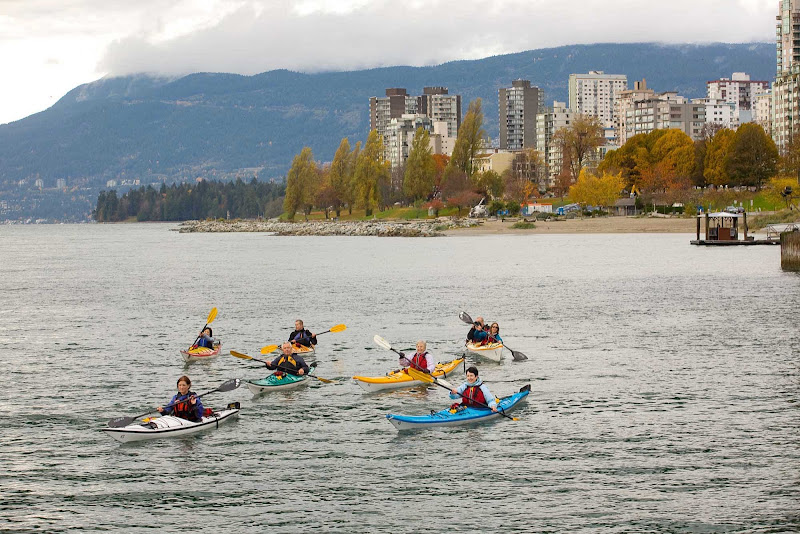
[411,351,430,371]
[462,384,487,408]
[172,394,199,421]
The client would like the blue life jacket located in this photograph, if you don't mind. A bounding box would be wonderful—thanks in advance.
[196,336,214,348]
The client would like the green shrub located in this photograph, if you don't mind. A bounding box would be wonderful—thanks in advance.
[511,221,536,229]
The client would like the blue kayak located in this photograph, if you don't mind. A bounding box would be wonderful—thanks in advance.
[386,385,530,430]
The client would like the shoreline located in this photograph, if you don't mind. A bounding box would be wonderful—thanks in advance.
[176,215,711,236]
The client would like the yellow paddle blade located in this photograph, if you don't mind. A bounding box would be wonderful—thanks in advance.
[407,367,435,384]
[206,307,218,324]
[329,324,347,333]
[260,344,279,355]
[230,350,253,360]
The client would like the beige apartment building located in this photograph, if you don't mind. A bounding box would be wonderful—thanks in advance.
[707,72,769,126]
[568,71,627,129]
[754,91,773,136]
[615,80,705,144]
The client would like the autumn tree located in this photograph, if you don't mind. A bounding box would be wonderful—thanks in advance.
[329,138,354,217]
[725,123,778,188]
[474,169,504,198]
[352,130,389,217]
[569,170,624,212]
[449,99,486,178]
[284,147,320,220]
[779,133,800,177]
[703,128,735,186]
[315,166,339,219]
[503,168,536,206]
[554,114,605,181]
[403,128,436,201]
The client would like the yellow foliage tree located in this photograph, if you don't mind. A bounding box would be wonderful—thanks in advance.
[763,176,800,209]
[569,170,624,212]
[703,128,735,186]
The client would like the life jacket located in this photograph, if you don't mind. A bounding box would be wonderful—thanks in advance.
[276,354,300,374]
[462,384,487,408]
[411,351,429,371]
[291,330,311,347]
[196,336,213,349]
[172,393,200,422]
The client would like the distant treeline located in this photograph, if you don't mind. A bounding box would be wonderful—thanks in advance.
[93,179,285,222]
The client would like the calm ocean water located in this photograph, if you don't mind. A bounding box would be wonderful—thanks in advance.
[1,223,798,533]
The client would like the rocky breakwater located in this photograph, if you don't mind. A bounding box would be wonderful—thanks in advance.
[178,218,481,237]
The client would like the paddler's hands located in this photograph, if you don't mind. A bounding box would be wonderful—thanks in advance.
[491,406,498,413]
[189,395,197,405]
[297,368,305,376]
[450,388,457,395]
[157,406,164,413]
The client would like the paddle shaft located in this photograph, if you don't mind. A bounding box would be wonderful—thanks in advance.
[234,352,331,383]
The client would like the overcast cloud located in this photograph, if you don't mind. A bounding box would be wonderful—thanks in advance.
[0,0,778,124]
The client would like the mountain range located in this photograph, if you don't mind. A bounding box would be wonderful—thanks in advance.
[0,42,775,220]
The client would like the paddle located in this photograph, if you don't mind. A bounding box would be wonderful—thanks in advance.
[262,323,347,354]
[406,368,519,421]
[372,335,457,387]
[230,350,333,384]
[189,307,218,350]
[107,378,241,428]
[459,311,528,361]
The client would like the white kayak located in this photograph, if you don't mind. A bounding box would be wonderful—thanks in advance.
[465,342,504,363]
[101,405,240,443]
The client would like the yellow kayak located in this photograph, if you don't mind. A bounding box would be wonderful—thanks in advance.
[353,358,464,392]
[291,343,315,356]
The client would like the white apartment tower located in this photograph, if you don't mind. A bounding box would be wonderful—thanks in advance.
[568,71,627,129]
[536,102,574,188]
[773,0,800,147]
[707,73,769,125]
[499,80,544,150]
[615,80,705,143]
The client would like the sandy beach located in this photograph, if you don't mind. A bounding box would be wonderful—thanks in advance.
[443,216,697,235]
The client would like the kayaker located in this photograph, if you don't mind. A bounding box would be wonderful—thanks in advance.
[398,340,436,374]
[157,375,204,422]
[289,319,317,348]
[467,317,488,344]
[450,366,497,412]
[487,322,502,344]
[266,342,310,376]
[194,327,218,349]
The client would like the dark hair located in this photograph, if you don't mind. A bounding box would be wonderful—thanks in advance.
[204,327,212,337]
[466,366,479,376]
[177,375,192,387]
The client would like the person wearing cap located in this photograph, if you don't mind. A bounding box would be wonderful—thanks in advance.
[398,340,436,374]
[288,319,317,348]
[265,342,310,376]
[466,317,488,343]
[450,366,497,412]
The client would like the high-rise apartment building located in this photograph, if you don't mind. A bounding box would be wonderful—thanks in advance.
[369,87,461,159]
[536,101,574,188]
[615,80,705,143]
[370,88,418,148]
[417,87,461,138]
[754,91,773,136]
[706,73,769,125]
[499,80,543,150]
[384,114,433,169]
[773,0,800,147]
[568,71,627,129]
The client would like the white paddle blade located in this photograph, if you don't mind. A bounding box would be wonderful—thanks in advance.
[437,378,456,390]
[373,335,392,351]
[458,311,473,325]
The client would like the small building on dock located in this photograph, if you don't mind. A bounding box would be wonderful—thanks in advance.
[691,212,779,246]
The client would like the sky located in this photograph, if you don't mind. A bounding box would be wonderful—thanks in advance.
[0,0,778,125]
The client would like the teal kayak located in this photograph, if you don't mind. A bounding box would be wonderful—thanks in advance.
[386,385,530,430]
[246,363,317,394]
